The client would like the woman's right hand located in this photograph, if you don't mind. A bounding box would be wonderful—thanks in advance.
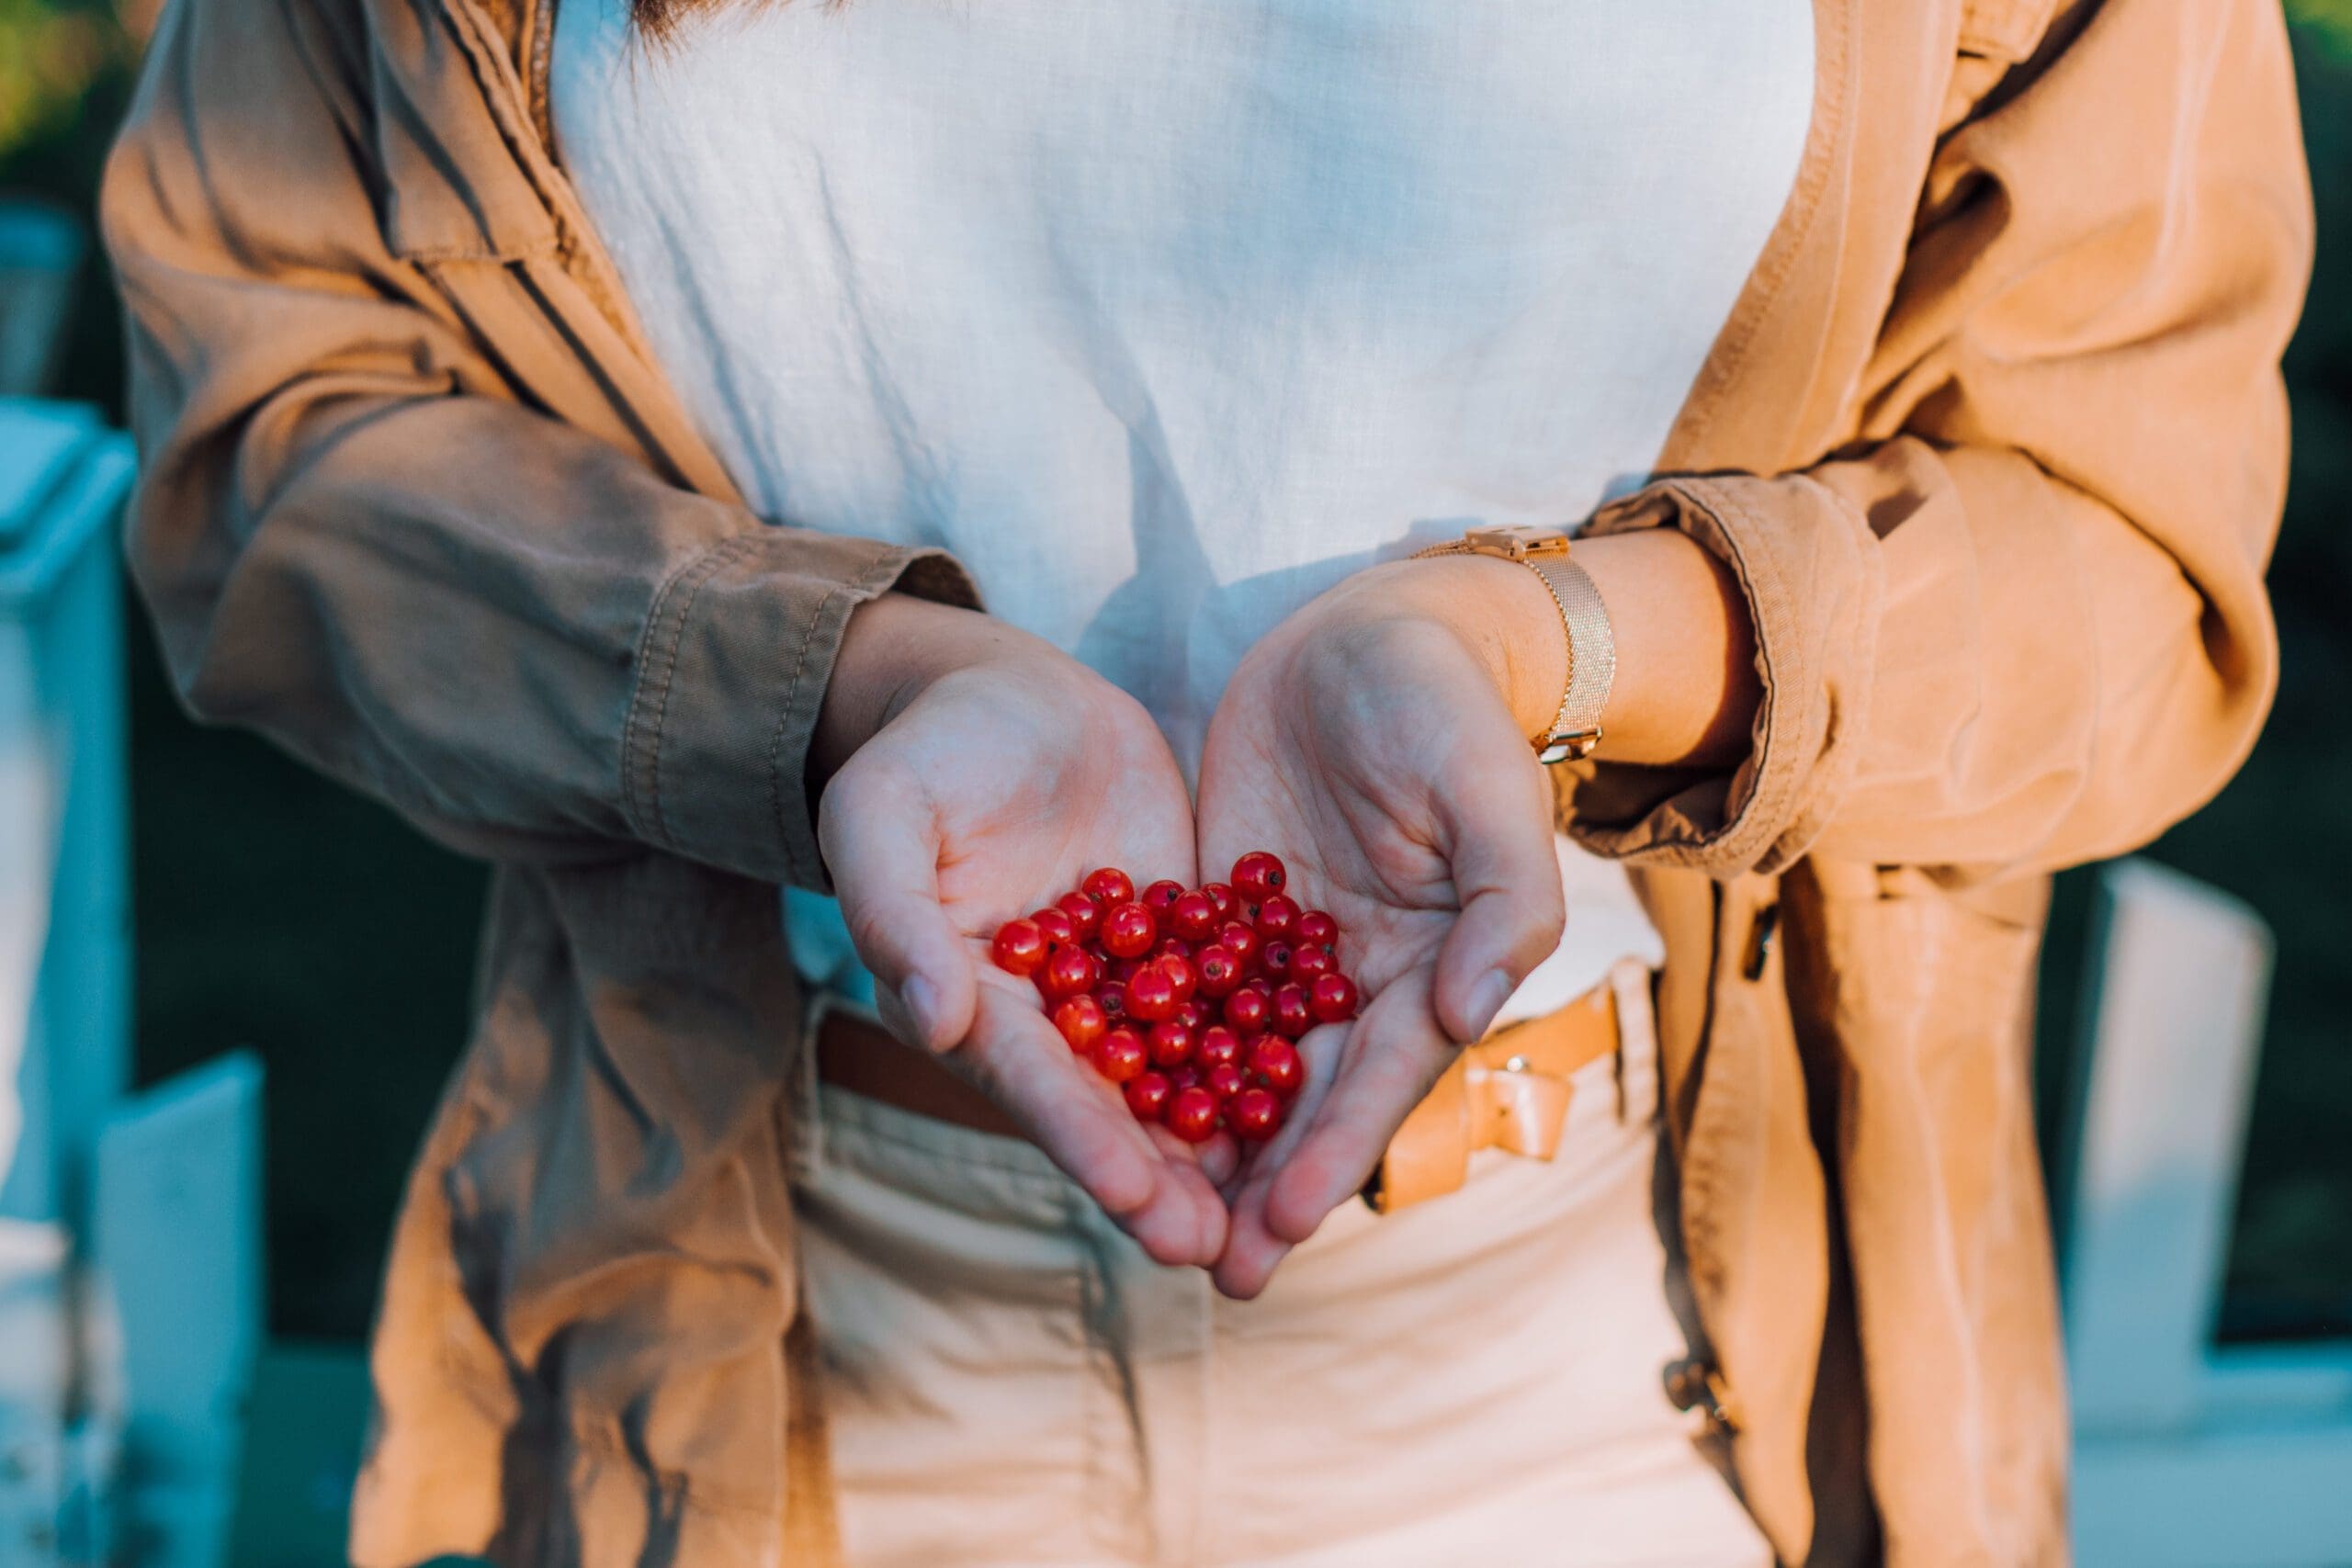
[812,592,1231,1269]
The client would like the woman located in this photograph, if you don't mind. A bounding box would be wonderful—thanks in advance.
[103,0,2308,1562]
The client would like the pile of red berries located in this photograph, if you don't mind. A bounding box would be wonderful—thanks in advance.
[990,852,1357,1145]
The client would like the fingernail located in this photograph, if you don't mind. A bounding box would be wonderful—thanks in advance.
[904,975,944,1046]
[1465,968,1514,1041]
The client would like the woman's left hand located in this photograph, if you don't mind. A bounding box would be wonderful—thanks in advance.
[1196,556,1568,1299]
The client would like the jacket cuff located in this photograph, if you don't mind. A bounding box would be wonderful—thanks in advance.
[620,529,979,889]
[1559,474,1880,877]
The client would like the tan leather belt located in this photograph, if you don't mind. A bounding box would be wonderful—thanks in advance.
[814,980,1622,1213]
[1361,980,1622,1213]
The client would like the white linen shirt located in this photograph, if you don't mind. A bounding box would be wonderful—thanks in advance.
[551,0,1812,1020]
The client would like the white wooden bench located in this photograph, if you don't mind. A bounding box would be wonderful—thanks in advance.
[2063,858,2352,1567]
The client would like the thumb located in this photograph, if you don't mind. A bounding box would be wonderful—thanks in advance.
[1430,750,1565,1044]
[818,767,977,1052]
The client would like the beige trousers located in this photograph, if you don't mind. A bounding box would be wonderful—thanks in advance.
[789,972,1772,1568]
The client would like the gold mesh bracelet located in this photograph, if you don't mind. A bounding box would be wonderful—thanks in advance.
[1411,525,1615,763]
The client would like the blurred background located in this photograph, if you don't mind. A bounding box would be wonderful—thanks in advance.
[0,2,2348,1562]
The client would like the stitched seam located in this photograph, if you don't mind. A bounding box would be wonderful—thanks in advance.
[400,235,561,265]
[646,537,755,850]
[620,541,695,840]
[1666,0,1852,461]
[768,547,918,888]
[623,536,753,849]
[618,564,679,840]
[771,580,847,889]
[425,0,567,258]
[526,0,557,150]
[1599,484,1796,869]
[1710,474,1881,874]
[1658,479,1804,870]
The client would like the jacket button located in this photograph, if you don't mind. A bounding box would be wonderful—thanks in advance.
[1741,903,1780,981]
[1663,1358,1742,1433]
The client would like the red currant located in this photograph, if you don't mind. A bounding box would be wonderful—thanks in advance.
[991,918,1048,976]
[1082,867,1136,907]
[1173,999,1208,1033]
[1248,1036,1304,1097]
[1168,1064,1204,1093]
[1125,964,1177,1022]
[1054,994,1107,1053]
[1194,945,1240,998]
[1228,1086,1282,1140]
[1216,920,1261,971]
[1148,1019,1194,1068]
[1125,1070,1172,1122]
[1157,953,1197,1004]
[1153,936,1193,963]
[1169,890,1219,942]
[1057,891,1103,944]
[1097,981,1127,1021]
[1092,1029,1147,1085]
[1196,1025,1242,1072]
[1030,907,1078,948]
[1040,943,1101,999]
[1272,983,1314,1037]
[1223,987,1270,1034]
[1142,879,1185,913]
[1165,1087,1219,1144]
[1259,939,1295,981]
[1205,1062,1247,1101]
[1254,894,1300,942]
[1100,901,1157,959]
[1286,943,1335,984]
[1310,973,1359,1023]
[1231,851,1287,900]
[1295,909,1340,951]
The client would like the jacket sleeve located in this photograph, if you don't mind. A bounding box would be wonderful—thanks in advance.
[1567,0,2312,884]
[100,0,973,886]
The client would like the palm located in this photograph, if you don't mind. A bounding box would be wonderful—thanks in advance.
[1198,614,1562,1297]
[1206,715,1449,981]
[932,696,1192,941]
[823,660,1233,1269]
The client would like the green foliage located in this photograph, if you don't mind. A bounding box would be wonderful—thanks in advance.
[2290,0,2352,62]
[0,0,129,164]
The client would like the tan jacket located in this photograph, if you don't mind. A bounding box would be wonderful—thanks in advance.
[100,0,2310,1561]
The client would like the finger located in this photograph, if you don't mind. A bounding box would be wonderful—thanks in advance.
[958,983,1166,1222]
[1143,1123,1235,1265]
[959,984,1227,1267]
[1214,1179,1290,1300]
[1212,1025,1344,1299]
[819,767,976,1052]
[1261,967,1459,1247]
[1193,1130,1241,1189]
[1429,750,1564,1045]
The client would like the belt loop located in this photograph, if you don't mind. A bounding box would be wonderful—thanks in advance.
[1741,900,1781,982]
[791,987,838,1179]
[1606,956,1658,1124]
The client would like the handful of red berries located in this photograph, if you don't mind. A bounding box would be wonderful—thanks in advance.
[990,852,1358,1145]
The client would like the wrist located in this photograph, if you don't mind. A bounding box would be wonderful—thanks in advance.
[811,592,1015,784]
[1329,556,1568,740]
[1569,530,1758,767]
[1359,529,1759,770]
